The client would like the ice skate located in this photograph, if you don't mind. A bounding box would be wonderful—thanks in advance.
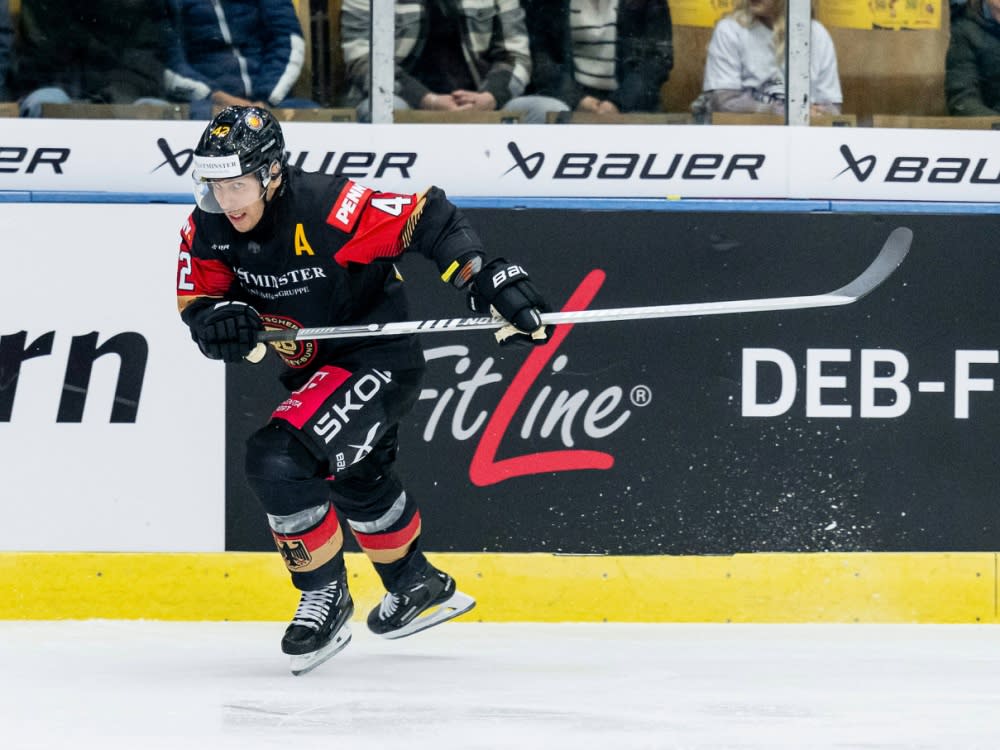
[282,575,354,675]
[367,567,475,639]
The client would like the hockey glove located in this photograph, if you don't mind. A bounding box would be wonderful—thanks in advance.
[186,300,263,362]
[468,258,551,346]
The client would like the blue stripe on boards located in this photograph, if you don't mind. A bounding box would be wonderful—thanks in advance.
[2,191,1000,215]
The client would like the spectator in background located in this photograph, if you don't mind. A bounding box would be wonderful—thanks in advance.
[340,0,567,123]
[165,0,318,120]
[693,0,841,121]
[946,0,1000,115]
[13,0,173,117]
[524,0,673,117]
[0,2,12,102]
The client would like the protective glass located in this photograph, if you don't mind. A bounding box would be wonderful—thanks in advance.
[192,173,267,214]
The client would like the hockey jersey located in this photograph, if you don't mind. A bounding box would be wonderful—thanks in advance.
[175,165,484,388]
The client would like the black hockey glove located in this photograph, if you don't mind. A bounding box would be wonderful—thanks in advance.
[467,258,551,346]
[185,300,263,362]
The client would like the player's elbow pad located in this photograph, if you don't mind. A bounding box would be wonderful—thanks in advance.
[440,252,484,289]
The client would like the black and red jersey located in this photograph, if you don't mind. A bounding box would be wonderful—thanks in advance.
[175,166,483,387]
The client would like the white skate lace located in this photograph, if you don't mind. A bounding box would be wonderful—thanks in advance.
[377,593,401,620]
[291,584,337,630]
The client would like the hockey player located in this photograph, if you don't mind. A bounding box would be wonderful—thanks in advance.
[175,106,550,675]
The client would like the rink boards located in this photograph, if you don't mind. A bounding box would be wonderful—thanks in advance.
[3,200,1000,622]
[1,551,996,624]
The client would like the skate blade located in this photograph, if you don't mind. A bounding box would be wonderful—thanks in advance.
[377,590,476,640]
[289,623,352,676]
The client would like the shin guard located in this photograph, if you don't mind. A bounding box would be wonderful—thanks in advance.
[332,475,429,591]
[269,502,346,590]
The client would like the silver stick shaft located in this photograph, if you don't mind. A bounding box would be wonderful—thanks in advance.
[256,227,911,344]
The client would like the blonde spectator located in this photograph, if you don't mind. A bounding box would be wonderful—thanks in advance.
[694,0,841,120]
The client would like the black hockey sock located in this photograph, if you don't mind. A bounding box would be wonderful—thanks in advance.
[290,549,347,592]
[373,545,431,593]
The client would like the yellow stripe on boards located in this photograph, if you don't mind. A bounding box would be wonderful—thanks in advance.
[0,552,995,623]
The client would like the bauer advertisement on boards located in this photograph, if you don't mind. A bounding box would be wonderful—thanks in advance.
[2,119,1000,203]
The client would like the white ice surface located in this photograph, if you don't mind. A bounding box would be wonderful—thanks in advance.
[2,621,999,750]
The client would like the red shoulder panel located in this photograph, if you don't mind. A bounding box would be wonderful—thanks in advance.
[332,190,420,268]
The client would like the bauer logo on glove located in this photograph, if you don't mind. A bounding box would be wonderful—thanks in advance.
[468,258,551,347]
[488,263,528,289]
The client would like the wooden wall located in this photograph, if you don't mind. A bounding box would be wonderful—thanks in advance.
[662,17,952,123]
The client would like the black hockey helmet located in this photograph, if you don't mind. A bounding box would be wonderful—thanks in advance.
[191,106,287,213]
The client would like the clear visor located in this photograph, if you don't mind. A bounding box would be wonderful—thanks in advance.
[192,172,267,214]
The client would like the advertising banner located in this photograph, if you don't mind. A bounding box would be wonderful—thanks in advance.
[818,0,943,30]
[670,0,734,28]
[221,209,1000,555]
[3,119,998,203]
[786,127,1000,202]
[2,202,997,555]
[0,204,226,551]
[654,0,943,31]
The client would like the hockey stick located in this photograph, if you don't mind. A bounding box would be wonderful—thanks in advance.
[255,226,912,344]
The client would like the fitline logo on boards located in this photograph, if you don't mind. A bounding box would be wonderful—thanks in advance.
[421,269,648,487]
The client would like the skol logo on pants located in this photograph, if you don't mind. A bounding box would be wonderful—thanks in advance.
[313,369,392,443]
